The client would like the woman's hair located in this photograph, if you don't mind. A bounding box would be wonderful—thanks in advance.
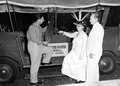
[74,21,86,27]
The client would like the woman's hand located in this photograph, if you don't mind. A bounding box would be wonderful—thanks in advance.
[58,31,64,34]
[42,41,49,46]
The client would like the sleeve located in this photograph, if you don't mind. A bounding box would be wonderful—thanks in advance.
[91,27,104,54]
[63,31,78,38]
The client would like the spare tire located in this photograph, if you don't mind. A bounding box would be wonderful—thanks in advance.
[99,51,116,74]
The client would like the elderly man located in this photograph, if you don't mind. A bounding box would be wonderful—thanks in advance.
[27,15,54,85]
[86,12,104,82]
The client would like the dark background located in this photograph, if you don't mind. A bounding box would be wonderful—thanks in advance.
[0,6,120,35]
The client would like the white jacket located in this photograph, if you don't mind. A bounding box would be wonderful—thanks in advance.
[87,22,104,57]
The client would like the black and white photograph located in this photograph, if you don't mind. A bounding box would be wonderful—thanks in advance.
[0,0,120,86]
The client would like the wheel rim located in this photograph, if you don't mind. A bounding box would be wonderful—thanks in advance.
[0,64,13,81]
[100,57,113,73]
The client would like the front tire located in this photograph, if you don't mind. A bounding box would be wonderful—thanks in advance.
[0,57,19,84]
[99,51,116,74]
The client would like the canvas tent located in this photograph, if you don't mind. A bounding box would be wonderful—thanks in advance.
[2,0,120,8]
[0,0,120,13]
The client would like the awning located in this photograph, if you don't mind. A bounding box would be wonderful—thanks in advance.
[6,0,120,8]
[6,0,99,8]
[100,0,120,6]
[0,0,119,13]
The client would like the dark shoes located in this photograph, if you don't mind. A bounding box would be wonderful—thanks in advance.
[75,81,85,83]
[41,62,52,65]
[30,81,42,86]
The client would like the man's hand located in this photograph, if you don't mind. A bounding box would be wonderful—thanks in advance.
[89,53,95,59]
[45,26,48,29]
[48,21,50,24]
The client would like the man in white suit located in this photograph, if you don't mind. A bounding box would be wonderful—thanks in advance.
[86,12,104,82]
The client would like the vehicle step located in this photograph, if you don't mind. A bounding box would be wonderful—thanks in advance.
[24,73,64,80]
[23,63,62,68]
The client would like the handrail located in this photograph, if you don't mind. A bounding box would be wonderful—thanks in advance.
[6,0,14,32]
[15,36,24,66]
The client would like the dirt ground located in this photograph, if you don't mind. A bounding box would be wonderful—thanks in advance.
[1,64,120,86]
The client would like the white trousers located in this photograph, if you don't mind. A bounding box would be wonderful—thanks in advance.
[28,41,53,83]
[86,55,101,83]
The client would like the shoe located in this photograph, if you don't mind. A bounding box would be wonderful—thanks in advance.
[41,62,52,65]
[75,81,85,83]
[30,81,42,85]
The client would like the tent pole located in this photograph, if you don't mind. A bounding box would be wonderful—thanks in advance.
[54,7,58,34]
[6,0,14,32]
[96,0,100,12]
[47,7,50,21]
[55,7,57,28]
[12,5,18,31]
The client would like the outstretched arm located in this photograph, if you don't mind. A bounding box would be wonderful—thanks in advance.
[58,31,78,38]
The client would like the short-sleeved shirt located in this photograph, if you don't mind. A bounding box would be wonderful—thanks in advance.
[27,22,46,44]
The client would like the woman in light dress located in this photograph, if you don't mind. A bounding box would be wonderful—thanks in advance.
[58,21,88,83]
